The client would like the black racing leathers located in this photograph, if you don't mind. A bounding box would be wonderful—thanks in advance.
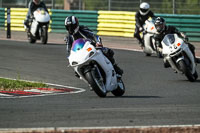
[154,25,181,48]
[26,1,48,19]
[134,10,155,45]
[65,26,100,55]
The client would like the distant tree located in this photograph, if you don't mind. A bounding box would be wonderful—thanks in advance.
[176,0,200,14]
[161,0,200,14]
[84,0,108,10]
[161,0,173,14]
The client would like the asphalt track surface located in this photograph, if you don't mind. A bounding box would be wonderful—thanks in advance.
[0,32,200,128]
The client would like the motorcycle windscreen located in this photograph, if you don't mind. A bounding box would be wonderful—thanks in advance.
[72,38,86,52]
[162,34,176,46]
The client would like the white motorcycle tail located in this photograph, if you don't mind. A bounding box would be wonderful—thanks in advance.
[68,38,125,97]
[142,18,162,58]
[162,34,198,82]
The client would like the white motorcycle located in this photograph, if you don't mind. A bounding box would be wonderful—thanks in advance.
[68,38,125,97]
[26,8,50,44]
[142,18,162,58]
[162,34,198,82]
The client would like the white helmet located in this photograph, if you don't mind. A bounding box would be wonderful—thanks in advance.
[139,2,150,15]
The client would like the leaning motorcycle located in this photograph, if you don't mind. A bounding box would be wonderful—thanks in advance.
[142,18,162,58]
[161,34,198,82]
[68,38,125,97]
[25,8,50,44]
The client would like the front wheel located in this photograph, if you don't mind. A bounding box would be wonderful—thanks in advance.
[41,26,48,44]
[85,68,107,97]
[178,60,196,82]
[111,78,125,97]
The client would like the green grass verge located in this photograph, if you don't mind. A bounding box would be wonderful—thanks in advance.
[0,78,48,91]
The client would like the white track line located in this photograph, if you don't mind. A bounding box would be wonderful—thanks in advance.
[0,77,85,98]
[0,124,200,132]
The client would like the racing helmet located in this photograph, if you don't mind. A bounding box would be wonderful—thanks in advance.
[33,0,40,5]
[155,17,166,33]
[139,2,150,15]
[65,16,79,35]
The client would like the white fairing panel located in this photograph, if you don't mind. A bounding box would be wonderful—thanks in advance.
[33,8,50,23]
[30,20,38,36]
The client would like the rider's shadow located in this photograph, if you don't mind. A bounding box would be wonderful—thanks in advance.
[105,95,162,98]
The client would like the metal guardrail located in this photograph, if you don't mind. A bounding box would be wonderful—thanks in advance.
[97,11,135,37]
[0,8,5,29]
[1,8,200,42]
[50,9,98,33]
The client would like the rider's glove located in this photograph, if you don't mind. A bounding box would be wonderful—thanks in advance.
[96,42,103,48]
[180,32,189,42]
[139,27,143,32]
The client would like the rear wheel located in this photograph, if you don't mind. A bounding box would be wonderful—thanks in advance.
[111,78,125,97]
[85,67,106,97]
[193,71,198,80]
[178,60,196,82]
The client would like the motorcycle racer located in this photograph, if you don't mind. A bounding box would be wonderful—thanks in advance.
[134,2,155,48]
[64,16,123,76]
[154,17,200,64]
[24,0,49,29]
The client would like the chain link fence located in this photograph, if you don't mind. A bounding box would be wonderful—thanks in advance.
[0,0,200,14]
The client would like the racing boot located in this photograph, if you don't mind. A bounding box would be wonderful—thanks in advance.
[139,39,144,48]
[163,58,170,68]
[113,64,123,76]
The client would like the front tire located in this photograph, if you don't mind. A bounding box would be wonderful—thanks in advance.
[85,68,106,97]
[178,60,196,82]
[41,26,48,44]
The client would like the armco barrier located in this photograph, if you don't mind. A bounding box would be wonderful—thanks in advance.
[156,14,200,42]
[0,8,5,30]
[1,8,200,42]
[5,8,28,31]
[97,11,135,37]
[50,9,98,33]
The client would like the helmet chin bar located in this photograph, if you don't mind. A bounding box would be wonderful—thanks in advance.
[139,9,150,15]
[73,26,79,35]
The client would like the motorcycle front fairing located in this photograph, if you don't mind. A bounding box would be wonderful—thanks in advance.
[30,8,50,37]
[162,34,196,74]
[30,19,38,37]
[34,8,50,23]
[68,39,117,92]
